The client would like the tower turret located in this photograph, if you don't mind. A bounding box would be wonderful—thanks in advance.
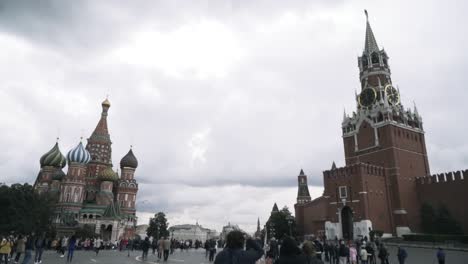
[297,169,312,204]
[117,147,139,217]
[35,141,67,194]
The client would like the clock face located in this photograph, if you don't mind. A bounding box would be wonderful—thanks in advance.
[385,84,400,105]
[358,88,377,108]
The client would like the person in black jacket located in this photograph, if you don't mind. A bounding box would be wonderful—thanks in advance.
[214,231,263,264]
[274,236,305,264]
[141,237,150,261]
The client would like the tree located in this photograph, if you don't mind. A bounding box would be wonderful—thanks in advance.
[420,203,436,234]
[0,183,55,236]
[435,205,463,235]
[420,203,463,235]
[267,206,297,240]
[147,212,169,239]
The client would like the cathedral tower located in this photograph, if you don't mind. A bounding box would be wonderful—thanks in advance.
[35,141,67,194]
[85,98,113,203]
[117,148,139,216]
[57,140,91,219]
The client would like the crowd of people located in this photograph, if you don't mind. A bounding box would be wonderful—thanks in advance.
[0,232,450,264]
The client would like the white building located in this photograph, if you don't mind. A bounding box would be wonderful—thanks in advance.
[168,223,217,242]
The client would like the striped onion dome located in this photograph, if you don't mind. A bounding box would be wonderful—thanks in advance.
[52,169,66,181]
[98,167,118,182]
[40,142,67,168]
[67,141,91,164]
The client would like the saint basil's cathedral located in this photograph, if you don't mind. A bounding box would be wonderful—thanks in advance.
[34,98,139,241]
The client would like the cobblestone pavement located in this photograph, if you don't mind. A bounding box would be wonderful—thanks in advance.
[38,248,211,264]
[36,245,468,264]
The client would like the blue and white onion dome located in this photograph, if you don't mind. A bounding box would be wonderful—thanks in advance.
[67,141,91,164]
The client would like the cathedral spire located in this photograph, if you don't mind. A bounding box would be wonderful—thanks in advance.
[363,10,379,54]
[86,98,113,165]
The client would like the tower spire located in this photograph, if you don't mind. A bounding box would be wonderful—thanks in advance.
[363,10,379,54]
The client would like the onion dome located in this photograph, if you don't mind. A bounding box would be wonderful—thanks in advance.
[120,148,138,169]
[52,169,66,181]
[67,141,91,164]
[40,142,66,168]
[98,167,118,181]
[102,98,111,107]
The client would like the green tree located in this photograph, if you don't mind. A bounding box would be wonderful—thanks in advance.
[420,203,436,234]
[147,212,169,239]
[435,205,463,235]
[420,203,463,235]
[0,183,55,236]
[267,206,296,240]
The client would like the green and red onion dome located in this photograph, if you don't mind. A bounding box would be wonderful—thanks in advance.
[40,142,67,168]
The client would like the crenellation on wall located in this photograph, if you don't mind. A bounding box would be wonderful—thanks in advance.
[324,162,385,179]
[416,170,466,185]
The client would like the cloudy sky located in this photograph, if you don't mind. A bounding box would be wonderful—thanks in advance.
[1,0,467,233]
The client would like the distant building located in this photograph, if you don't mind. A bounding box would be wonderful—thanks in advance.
[33,99,139,241]
[219,223,246,240]
[168,223,217,242]
[135,224,149,238]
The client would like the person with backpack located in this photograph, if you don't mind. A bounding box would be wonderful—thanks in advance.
[359,242,368,264]
[214,231,263,264]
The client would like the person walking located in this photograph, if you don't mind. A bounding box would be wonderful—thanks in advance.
[436,248,445,264]
[21,236,33,264]
[359,243,368,264]
[163,237,171,261]
[141,237,150,261]
[34,234,46,264]
[338,241,349,264]
[274,236,306,264]
[0,236,13,264]
[14,235,25,264]
[214,231,263,264]
[208,240,216,262]
[349,243,357,264]
[66,235,76,263]
[377,244,389,264]
[302,240,324,264]
[60,236,68,258]
[157,237,164,260]
[397,246,407,264]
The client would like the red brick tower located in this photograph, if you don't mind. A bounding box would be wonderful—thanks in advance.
[341,10,430,235]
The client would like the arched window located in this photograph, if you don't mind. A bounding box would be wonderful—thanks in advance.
[383,57,388,66]
[371,53,379,64]
[362,55,368,68]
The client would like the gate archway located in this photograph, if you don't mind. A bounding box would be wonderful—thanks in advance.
[341,206,353,240]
